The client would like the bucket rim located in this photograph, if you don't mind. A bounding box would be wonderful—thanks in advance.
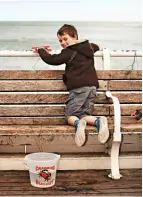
[25,152,60,161]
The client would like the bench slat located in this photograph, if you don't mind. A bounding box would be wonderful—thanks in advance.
[0,105,109,116]
[0,105,140,116]
[110,105,141,115]
[0,80,107,91]
[0,116,141,125]
[108,80,142,90]
[0,93,141,104]
[0,124,141,134]
[0,132,141,153]
[0,80,141,91]
[0,70,141,79]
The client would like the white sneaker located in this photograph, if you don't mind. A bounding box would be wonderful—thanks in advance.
[75,119,87,147]
[96,117,109,144]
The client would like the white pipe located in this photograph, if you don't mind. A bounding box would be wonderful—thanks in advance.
[0,50,142,57]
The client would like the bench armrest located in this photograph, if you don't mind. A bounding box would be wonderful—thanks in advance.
[106,91,122,179]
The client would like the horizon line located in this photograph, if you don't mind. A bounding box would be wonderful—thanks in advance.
[0,20,141,22]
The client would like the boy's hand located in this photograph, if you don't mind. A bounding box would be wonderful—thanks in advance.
[32,46,52,53]
[32,46,40,54]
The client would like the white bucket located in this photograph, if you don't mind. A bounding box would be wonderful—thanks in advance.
[24,152,60,188]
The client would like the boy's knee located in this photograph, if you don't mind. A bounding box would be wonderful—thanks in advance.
[66,116,79,126]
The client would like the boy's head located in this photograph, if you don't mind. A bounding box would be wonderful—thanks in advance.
[57,24,78,48]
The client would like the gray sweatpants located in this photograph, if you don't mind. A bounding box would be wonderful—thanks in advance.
[65,86,97,120]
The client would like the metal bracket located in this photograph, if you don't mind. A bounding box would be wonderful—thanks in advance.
[106,91,122,179]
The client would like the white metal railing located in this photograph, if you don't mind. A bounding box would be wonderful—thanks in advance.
[0,49,142,70]
[0,49,142,57]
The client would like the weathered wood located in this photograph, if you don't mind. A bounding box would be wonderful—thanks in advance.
[110,104,142,115]
[0,80,107,91]
[0,93,141,104]
[108,80,142,90]
[0,116,140,125]
[0,104,140,118]
[0,170,141,196]
[121,124,142,132]
[0,168,141,177]
[108,116,141,124]
[0,105,109,116]
[120,134,142,152]
[0,80,66,91]
[0,124,142,135]
[0,132,141,153]
[0,80,142,91]
[0,70,141,79]
[0,117,66,125]
[0,125,103,134]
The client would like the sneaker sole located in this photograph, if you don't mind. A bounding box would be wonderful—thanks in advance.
[75,119,86,147]
[98,117,109,144]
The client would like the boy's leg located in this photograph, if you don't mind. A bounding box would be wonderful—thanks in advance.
[67,116,87,147]
[65,87,92,147]
[67,116,79,126]
[82,115,109,144]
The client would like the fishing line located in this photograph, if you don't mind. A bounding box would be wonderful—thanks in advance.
[32,57,41,69]
[124,50,138,70]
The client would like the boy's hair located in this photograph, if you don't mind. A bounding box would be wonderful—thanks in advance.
[57,24,78,39]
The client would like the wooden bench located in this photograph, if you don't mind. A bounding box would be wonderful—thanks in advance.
[0,70,142,178]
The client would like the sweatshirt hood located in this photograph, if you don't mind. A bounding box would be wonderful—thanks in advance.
[67,40,94,58]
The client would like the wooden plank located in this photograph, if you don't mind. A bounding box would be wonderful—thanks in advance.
[0,80,107,91]
[0,70,141,79]
[0,104,140,118]
[0,116,141,125]
[0,124,142,135]
[0,188,141,196]
[0,144,105,153]
[108,116,142,124]
[94,70,141,80]
[0,170,141,196]
[0,125,99,134]
[0,70,64,80]
[0,168,141,178]
[0,106,66,116]
[0,117,66,125]
[121,124,142,132]
[120,134,142,152]
[0,124,142,134]
[110,104,142,115]
[0,93,141,104]
[0,80,66,91]
[0,105,109,117]
[108,80,142,90]
[0,132,141,153]
[0,180,142,188]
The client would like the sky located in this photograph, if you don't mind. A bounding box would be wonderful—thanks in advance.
[0,0,142,21]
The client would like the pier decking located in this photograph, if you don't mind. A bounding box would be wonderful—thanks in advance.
[0,169,142,196]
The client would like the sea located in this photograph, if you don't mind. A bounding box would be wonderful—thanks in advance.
[0,21,142,70]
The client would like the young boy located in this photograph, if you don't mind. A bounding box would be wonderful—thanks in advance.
[33,24,109,147]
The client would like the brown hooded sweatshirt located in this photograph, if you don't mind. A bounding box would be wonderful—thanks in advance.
[38,40,99,90]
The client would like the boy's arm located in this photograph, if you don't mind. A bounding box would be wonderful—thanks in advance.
[90,43,100,53]
[38,48,73,65]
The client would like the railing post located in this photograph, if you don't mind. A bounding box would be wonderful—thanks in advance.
[103,48,111,70]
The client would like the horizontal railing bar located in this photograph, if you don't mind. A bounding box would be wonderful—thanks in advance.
[0,50,142,57]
